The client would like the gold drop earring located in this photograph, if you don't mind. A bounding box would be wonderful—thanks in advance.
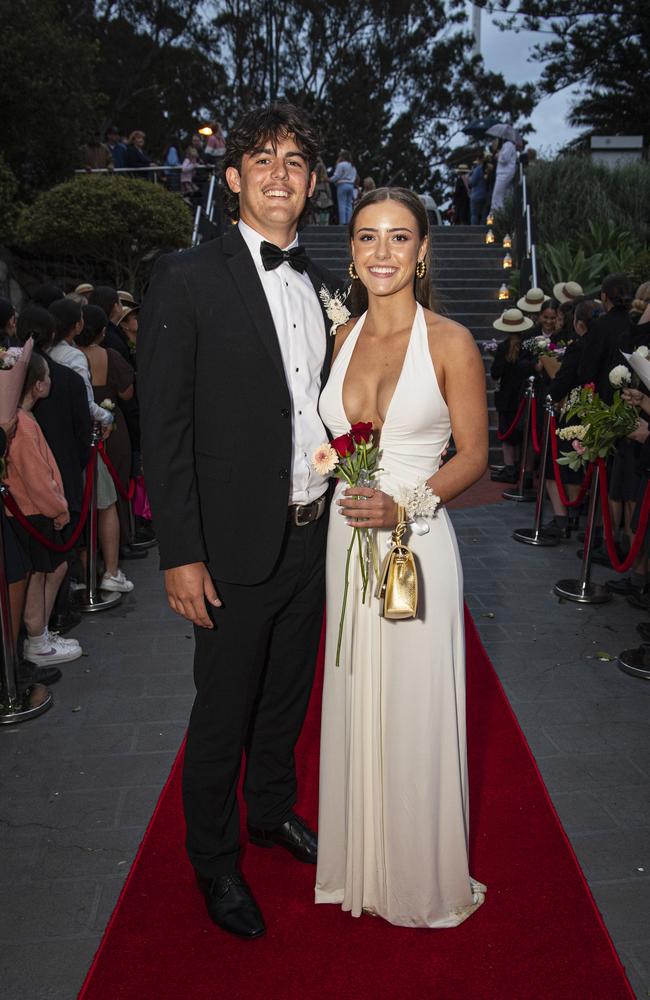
[415,259,427,279]
[348,261,359,280]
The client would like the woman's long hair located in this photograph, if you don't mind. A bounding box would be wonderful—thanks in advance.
[347,187,433,315]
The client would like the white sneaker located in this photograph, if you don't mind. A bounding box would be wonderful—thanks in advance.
[100,569,134,593]
[23,635,82,666]
[46,629,81,653]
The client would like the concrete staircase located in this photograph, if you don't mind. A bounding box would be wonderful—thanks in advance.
[301,224,504,463]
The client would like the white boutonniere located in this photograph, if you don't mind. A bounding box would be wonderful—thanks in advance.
[319,284,351,336]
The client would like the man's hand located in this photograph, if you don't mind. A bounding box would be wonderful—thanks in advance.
[164,562,221,629]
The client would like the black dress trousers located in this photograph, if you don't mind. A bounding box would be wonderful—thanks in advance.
[182,511,327,878]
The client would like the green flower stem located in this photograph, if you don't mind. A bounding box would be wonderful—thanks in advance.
[336,530,356,667]
[357,527,368,603]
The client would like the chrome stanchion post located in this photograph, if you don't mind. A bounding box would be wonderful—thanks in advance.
[554,462,610,603]
[513,396,558,545]
[0,490,52,724]
[77,430,122,613]
[191,204,202,247]
[503,376,536,502]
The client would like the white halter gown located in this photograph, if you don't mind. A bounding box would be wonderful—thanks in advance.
[315,303,486,927]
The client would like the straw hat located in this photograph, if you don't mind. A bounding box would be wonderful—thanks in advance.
[493,308,533,333]
[456,164,470,173]
[553,281,583,304]
[75,282,94,295]
[517,287,547,313]
[119,303,139,324]
[118,290,135,305]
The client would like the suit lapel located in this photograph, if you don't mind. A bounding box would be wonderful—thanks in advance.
[223,226,288,387]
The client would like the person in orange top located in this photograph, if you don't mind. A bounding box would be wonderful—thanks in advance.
[4,353,83,666]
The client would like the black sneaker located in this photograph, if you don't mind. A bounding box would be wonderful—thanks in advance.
[17,660,62,686]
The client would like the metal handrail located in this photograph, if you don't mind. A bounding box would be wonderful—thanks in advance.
[516,159,538,292]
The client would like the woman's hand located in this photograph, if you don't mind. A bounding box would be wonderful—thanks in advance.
[623,388,645,407]
[337,486,398,529]
[628,419,650,445]
[53,513,69,530]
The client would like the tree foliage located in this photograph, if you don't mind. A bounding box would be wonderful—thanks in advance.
[484,1,650,143]
[16,175,192,290]
[0,0,101,194]
[0,156,20,245]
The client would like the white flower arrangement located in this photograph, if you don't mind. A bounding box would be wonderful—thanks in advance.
[634,345,650,359]
[99,398,115,412]
[556,423,590,442]
[609,364,632,388]
[319,284,351,336]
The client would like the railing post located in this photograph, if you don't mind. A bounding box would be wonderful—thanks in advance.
[553,464,610,604]
[513,396,558,545]
[503,376,536,502]
[77,429,122,613]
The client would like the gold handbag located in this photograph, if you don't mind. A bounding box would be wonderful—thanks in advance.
[375,505,418,620]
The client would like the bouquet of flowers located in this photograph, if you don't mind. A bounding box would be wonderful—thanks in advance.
[0,338,33,423]
[521,333,551,356]
[478,338,499,353]
[312,422,381,665]
[556,380,638,471]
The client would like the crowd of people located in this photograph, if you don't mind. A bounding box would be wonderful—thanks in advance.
[452,138,534,225]
[488,273,650,616]
[0,282,155,693]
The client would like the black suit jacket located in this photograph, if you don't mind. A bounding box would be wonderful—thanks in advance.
[578,307,631,403]
[138,226,336,583]
[33,353,92,512]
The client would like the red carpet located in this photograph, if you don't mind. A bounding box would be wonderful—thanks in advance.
[79,611,634,1000]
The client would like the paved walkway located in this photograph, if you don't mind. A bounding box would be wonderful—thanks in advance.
[1,501,649,999]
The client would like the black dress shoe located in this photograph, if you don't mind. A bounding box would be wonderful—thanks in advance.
[627,590,650,611]
[606,578,647,597]
[490,464,517,483]
[195,871,265,939]
[248,812,317,864]
[119,544,148,560]
[49,610,82,635]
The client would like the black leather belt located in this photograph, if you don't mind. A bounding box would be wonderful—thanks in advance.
[287,493,327,527]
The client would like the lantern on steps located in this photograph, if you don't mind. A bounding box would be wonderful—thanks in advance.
[486,212,495,226]
[498,283,510,300]
[484,229,495,245]
[502,253,513,269]
[502,233,512,248]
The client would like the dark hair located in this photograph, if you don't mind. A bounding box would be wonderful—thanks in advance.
[0,297,15,332]
[338,149,352,162]
[540,299,559,313]
[347,187,433,314]
[89,285,119,318]
[30,283,64,308]
[16,304,55,349]
[49,298,82,345]
[601,272,632,310]
[77,304,108,345]
[22,352,48,398]
[223,102,320,180]
[574,297,602,328]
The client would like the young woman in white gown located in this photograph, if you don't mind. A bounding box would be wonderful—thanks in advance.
[315,188,489,928]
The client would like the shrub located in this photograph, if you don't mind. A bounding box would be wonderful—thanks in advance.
[0,155,20,245]
[15,174,192,291]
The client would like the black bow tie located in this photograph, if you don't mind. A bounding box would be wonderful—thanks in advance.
[260,241,309,274]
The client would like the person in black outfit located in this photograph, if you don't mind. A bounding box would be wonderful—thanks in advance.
[124,130,153,178]
[18,303,93,632]
[490,309,537,483]
[138,103,336,940]
[0,298,17,347]
[578,273,633,403]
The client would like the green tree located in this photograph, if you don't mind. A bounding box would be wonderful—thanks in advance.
[0,0,102,193]
[16,175,192,290]
[0,156,20,245]
[484,1,650,143]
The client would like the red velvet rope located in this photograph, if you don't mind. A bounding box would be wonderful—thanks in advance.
[548,415,593,508]
[497,396,527,441]
[98,442,136,501]
[597,458,650,573]
[1,448,97,552]
[530,396,541,454]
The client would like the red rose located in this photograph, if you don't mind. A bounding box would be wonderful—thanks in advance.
[583,382,595,391]
[350,421,373,444]
[331,433,354,457]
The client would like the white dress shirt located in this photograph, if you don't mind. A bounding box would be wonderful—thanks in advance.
[238,220,329,505]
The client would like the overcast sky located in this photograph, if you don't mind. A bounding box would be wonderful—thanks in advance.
[476,5,582,153]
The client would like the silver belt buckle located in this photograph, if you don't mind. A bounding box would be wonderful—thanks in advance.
[293,495,324,527]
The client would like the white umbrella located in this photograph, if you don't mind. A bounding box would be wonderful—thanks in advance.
[486,123,519,144]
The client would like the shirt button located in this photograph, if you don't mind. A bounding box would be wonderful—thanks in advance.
[281,408,290,418]
[279,468,289,480]
[293,323,297,328]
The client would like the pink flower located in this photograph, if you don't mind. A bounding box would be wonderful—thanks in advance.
[312,442,339,475]
[571,439,586,455]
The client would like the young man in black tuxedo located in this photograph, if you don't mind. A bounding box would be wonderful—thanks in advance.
[138,104,335,939]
